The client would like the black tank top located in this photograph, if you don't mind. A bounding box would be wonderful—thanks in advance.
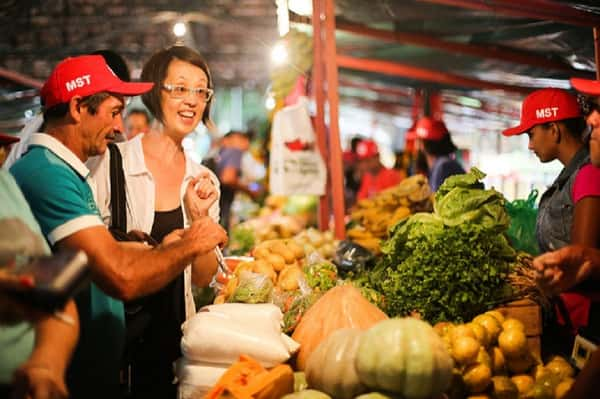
[129,207,185,397]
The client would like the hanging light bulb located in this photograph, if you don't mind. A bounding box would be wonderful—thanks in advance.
[271,42,288,66]
[265,93,276,110]
[173,21,187,38]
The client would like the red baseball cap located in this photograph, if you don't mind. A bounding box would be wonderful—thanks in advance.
[356,139,379,160]
[0,133,20,145]
[502,88,581,137]
[415,117,449,141]
[571,78,600,96]
[41,55,154,109]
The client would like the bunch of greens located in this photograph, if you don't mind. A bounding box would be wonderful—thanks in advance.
[368,168,517,323]
[228,271,273,304]
[303,261,338,291]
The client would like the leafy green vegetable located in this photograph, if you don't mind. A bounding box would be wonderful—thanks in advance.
[229,272,273,303]
[303,261,337,291]
[365,168,517,323]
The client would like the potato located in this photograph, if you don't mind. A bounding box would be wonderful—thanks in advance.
[267,241,295,262]
[277,265,302,291]
[253,246,271,260]
[286,240,305,260]
[266,253,286,272]
[252,260,277,282]
[234,261,255,277]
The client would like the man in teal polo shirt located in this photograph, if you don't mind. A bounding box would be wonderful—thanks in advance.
[10,55,227,398]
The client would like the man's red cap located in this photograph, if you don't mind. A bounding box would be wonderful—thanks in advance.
[41,55,154,109]
[0,133,20,145]
[502,88,581,137]
[356,139,379,160]
[571,78,600,96]
[415,117,448,141]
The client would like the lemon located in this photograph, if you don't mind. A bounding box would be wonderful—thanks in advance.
[463,363,492,393]
[511,374,535,395]
[486,310,505,324]
[507,353,534,374]
[490,347,506,375]
[453,336,481,365]
[502,318,526,332]
[498,328,528,358]
[545,359,575,380]
[451,324,477,341]
[433,321,454,337]
[473,314,502,344]
[469,322,490,348]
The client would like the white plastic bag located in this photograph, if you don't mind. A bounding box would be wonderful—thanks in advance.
[181,303,298,367]
[175,358,227,399]
[269,98,326,196]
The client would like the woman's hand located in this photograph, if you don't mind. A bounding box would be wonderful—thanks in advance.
[184,173,217,221]
[533,245,597,295]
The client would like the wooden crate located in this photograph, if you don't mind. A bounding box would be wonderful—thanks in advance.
[495,299,542,358]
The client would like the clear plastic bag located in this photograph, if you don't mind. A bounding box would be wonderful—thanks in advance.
[505,189,540,255]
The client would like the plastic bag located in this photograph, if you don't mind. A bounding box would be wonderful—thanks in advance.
[175,358,227,399]
[228,270,274,304]
[505,189,540,255]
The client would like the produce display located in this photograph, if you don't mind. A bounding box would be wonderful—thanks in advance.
[347,174,433,253]
[293,228,339,260]
[352,168,545,323]
[437,310,575,399]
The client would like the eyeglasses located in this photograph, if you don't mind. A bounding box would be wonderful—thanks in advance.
[577,94,600,117]
[162,84,214,102]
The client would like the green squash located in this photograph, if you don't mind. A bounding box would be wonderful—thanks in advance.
[281,389,332,399]
[355,318,454,399]
[306,329,367,399]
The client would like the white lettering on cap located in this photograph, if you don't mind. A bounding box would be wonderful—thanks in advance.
[535,107,559,119]
[65,74,91,92]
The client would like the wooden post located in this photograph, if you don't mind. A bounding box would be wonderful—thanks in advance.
[312,0,330,231]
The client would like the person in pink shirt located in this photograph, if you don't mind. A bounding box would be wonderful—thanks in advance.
[355,139,403,200]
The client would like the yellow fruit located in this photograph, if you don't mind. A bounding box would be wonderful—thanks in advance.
[463,363,492,393]
[453,336,481,365]
[511,374,535,396]
[469,322,490,347]
[545,359,575,380]
[476,347,492,370]
[473,314,502,344]
[486,310,505,324]
[502,318,526,332]
[466,395,491,399]
[554,378,575,399]
[490,347,507,375]
[451,324,477,341]
[491,376,519,399]
[498,328,528,358]
[507,353,534,374]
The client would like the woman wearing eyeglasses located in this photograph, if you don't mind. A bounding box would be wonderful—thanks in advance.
[89,46,220,399]
[503,87,600,357]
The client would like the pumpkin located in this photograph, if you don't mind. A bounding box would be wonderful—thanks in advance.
[291,285,388,370]
[355,318,454,399]
[281,389,332,399]
[305,329,367,399]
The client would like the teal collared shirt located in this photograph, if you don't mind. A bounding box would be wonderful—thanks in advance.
[10,133,125,396]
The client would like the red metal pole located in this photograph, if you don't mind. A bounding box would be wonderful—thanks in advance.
[312,0,330,231]
[429,91,444,121]
[595,27,600,80]
[336,21,575,73]
[324,0,346,239]
[336,54,532,94]
[416,0,600,28]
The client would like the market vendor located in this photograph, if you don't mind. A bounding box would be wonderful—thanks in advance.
[355,139,403,200]
[414,117,465,191]
[503,87,600,354]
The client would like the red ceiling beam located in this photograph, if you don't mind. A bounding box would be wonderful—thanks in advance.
[336,21,577,74]
[337,55,533,94]
[338,78,412,98]
[0,67,43,89]
[416,0,600,28]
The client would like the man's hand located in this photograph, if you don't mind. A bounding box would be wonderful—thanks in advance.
[184,173,217,221]
[11,362,68,399]
[183,217,227,255]
[533,245,595,295]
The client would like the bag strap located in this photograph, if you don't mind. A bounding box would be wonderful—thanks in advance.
[108,143,127,233]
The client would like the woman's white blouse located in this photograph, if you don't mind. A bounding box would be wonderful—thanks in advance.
[87,134,220,319]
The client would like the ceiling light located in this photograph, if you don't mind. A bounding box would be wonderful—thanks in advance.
[276,0,290,37]
[173,21,187,37]
[288,0,312,16]
[271,42,288,66]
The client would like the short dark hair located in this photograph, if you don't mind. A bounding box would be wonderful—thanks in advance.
[91,49,130,82]
[141,45,213,125]
[43,92,112,124]
[559,117,587,140]
[127,108,151,124]
[422,133,458,157]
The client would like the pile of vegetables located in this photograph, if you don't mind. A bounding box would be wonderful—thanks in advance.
[358,169,524,323]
